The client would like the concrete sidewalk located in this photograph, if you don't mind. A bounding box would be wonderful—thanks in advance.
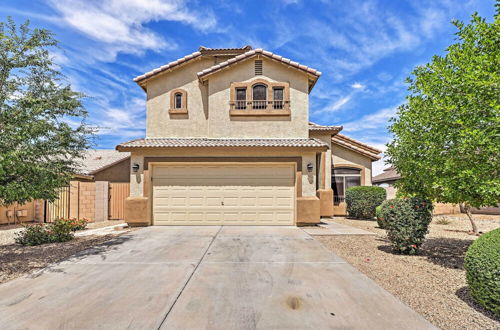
[301,220,376,236]
[0,226,435,330]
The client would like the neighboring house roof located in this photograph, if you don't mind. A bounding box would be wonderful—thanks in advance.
[372,167,401,184]
[331,134,382,161]
[197,48,321,91]
[308,122,343,134]
[133,46,252,85]
[116,138,328,151]
[75,150,131,176]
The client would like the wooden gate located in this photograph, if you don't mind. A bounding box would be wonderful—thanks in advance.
[45,186,70,222]
[108,183,129,220]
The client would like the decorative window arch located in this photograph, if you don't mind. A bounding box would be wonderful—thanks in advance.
[169,89,187,114]
[229,78,290,115]
[252,83,267,109]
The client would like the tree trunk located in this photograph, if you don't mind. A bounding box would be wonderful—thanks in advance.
[463,203,479,234]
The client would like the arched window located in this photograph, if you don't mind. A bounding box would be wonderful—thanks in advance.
[174,93,182,109]
[331,167,362,204]
[169,89,187,113]
[252,84,267,109]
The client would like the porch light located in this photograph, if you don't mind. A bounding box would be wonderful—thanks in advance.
[132,163,140,172]
[307,163,314,173]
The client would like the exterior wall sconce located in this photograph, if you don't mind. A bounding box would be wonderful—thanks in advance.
[307,163,314,173]
[132,163,140,172]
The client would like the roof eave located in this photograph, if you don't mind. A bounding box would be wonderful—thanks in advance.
[116,145,328,152]
[73,173,94,180]
[197,50,321,90]
[331,140,381,161]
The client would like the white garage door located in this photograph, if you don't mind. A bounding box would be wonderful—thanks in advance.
[152,163,295,225]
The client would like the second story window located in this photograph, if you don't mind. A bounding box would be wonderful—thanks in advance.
[229,79,290,114]
[235,88,246,109]
[169,89,188,114]
[174,93,182,109]
[273,87,284,109]
[252,84,267,109]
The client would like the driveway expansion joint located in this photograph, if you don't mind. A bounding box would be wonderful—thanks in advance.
[156,225,222,329]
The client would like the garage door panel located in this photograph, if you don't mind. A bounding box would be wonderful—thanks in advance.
[152,164,295,225]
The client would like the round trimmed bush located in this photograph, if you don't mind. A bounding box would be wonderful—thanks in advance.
[464,228,500,316]
[380,197,433,254]
[345,186,386,219]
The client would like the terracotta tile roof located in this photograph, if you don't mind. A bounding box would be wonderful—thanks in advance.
[199,45,252,51]
[372,167,401,183]
[133,50,203,83]
[116,138,328,150]
[133,46,253,84]
[308,122,343,134]
[197,48,322,80]
[75,149,130,175]
[331,134,382,160]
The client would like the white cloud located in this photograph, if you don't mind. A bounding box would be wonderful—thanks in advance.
[376,72,393,82]
[314,95,352,115]
[372,157,387,176]
[91,97,146,138]
[342,105,399,132]
[351,82,365,89]
[47,0,217,61]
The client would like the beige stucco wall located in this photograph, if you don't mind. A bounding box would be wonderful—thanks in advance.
[128,148,318,198]
[313,133,333,189]
[146,58,213,138]
[331,144,373,185]
[144,56,310,139]
[207,57,309,138]
[130,154,145,197]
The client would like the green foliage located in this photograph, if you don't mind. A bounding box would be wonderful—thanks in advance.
[385,10,500,211]
[434,217,451,225]
[15,218,75,246]
[376,202,389,229]
[464,228,500,316]
[375,205,383,222]
[63,218,89,231]
[0,18,92,206]
[14,224,50,246]
[380,198,433,254]
[48,218,74,242]
[345,186,386,219]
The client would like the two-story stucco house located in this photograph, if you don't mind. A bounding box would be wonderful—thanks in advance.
[117,46,381,226]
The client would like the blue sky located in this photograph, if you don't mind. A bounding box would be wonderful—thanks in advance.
[1,0,496,174]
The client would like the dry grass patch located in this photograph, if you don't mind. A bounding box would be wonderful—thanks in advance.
[317,215,499,330]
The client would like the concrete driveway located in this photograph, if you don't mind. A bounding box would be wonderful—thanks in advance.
[0,226,435,329]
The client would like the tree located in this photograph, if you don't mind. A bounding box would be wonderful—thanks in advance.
[386,9,499,234]
[0,18,92,206]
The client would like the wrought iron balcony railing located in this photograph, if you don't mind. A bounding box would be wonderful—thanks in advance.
[230,99,290,111]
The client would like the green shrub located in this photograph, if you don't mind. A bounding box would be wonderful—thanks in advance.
[380,197,433,254]
[15,219,75,246]
[464,228,500,316]
[15,224,51,246]
[345,186,386,219]
[376,201,390,228]
[48,218,74,242]
[57,218,89,231]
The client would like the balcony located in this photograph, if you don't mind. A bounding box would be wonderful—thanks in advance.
[229,99,290,116]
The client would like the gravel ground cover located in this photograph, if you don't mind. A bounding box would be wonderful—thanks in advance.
[0,234,128,284]
[316,214,500,330]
